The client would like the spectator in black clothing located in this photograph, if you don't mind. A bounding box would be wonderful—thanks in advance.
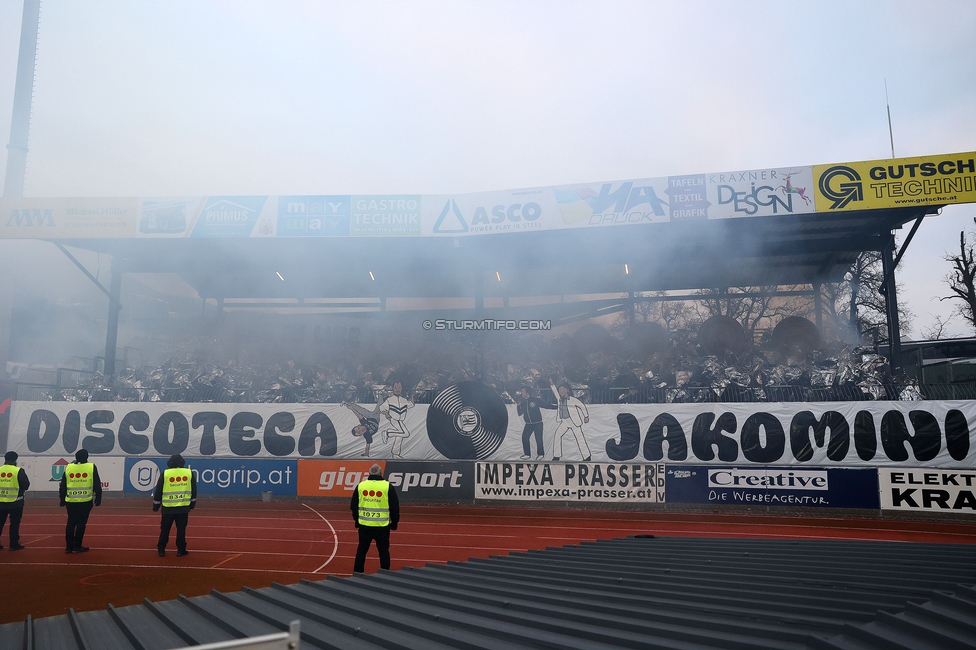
[0,450,30,551]
[516,386,554,460]
[59,449,102,554]
[152,454,197,557]
[350,464,399,573]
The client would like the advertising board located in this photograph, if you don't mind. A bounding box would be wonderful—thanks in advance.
[879,468,976,513]
[665,465,879,508]
[123,457,297,496]
[19,456,126,492]
[297,459,384,497]
[813,152,976,212]
[475,461,664,503]
[385,460,474,502]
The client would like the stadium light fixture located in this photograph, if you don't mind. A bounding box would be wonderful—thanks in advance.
[275,271,285,281]
[369,271,375,281]
[625,264,630,275]
[496,271,502,281]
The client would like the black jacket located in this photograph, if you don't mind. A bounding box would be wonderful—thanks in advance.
[517,396,554,424]
[59,466,102,507]
[350,476,399,530]
[0,467,29,509]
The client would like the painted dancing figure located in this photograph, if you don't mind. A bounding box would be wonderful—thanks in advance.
[380,381,414,459]
[343,401,381,457]
[550,378,591,462]
[516,386,555,460]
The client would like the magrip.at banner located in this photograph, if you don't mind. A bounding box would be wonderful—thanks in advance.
[123,457,297,496]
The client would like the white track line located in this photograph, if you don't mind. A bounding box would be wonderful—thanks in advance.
[301,503,339,573]
[0,562,312,574]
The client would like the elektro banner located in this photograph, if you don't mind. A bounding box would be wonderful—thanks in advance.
[814,152,976,212]
[879,468,976,513]
[475,461,665,503]
[665,465,879,509]
[123,457,297,496]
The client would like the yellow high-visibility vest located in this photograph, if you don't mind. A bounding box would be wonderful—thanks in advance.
[161,468,192,508]
[0,464,20,503]
[65,463,94,503]
[357,479,390,527]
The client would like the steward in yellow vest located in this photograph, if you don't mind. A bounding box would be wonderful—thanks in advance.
[350,464,399,573]
[58,449,102,554]
[153,454,196,557]
[0,451,30,551]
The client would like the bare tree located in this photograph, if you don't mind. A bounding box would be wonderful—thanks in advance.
[820,251,914,344]
[631,292,691,330]
[920,314,953,340]
[944,221,976,330]
[693,286,811,340]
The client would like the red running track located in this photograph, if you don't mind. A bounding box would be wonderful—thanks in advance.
[2,497,975,623]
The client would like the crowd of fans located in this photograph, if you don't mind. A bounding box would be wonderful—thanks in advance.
[39,318,922,404]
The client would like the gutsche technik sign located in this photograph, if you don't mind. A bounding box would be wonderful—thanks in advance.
[2,151,971,239]
[6,400,976,468]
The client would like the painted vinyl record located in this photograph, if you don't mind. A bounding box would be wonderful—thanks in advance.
[426,381,508,459]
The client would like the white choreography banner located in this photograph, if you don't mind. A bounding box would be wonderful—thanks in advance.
[6,400,975,467]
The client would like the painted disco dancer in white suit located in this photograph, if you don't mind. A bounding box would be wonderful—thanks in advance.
[380,381,415,459]
[550,378,592,462]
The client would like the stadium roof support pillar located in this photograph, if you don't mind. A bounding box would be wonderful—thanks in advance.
[3,0,40,198]
[813,283,823,332]
[104,259,124,378]
[881,234,901,370]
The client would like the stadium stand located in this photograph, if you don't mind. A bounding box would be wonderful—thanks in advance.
[3,536,975,649]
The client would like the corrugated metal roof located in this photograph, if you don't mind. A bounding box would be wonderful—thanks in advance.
[3,536,976,649]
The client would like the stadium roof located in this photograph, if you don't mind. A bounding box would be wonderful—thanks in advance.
[3,535,976,649]
[56,204,935,301]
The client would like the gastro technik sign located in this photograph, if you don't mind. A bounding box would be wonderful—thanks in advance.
[814,152,976,212]
[3,151,972,239]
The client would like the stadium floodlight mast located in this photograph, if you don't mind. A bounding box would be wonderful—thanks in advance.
[3,0,40,198]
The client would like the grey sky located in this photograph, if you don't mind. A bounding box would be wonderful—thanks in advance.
[1,0,975,335]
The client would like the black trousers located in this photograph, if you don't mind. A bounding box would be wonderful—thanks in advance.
[65,501,94,550]
[0,506,23,547]
[354,525,391,573]
[158,512,189,552]
[521,422,544,456]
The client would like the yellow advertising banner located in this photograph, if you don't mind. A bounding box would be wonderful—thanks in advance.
[813,151,976,212]
[0,197,138,238]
